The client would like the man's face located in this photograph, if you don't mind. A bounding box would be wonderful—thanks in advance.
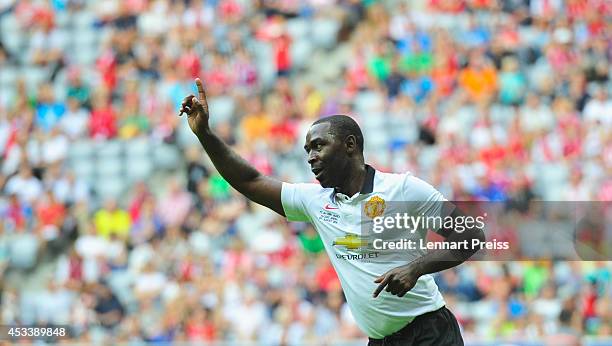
[304,123,348,188]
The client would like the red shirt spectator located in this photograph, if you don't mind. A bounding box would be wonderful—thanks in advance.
[274,34,292,74]
[346,55,369,94]
[479,144,506,168]
[315,262,340,292]
[96,49,117,90]
[219,0,242,21]
[546,46,577,74]
[429,0,466,12]
[246,151,273,176]
[269,118,298,144]
[36,193,66,227]
[567,0,588,20]
[185,309,216,342]
[562,129,582,158]
[90,99,118,139]
[179,50,201,79]
[6,194,26,230]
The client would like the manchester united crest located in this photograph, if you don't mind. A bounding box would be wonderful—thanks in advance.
[364,196,386,219]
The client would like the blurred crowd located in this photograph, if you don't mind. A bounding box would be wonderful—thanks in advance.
[0,0,611,344]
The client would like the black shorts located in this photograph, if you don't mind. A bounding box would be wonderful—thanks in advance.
[367,306,464,346]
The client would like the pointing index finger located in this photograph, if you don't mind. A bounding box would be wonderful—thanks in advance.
[372,275,390,298]
[195,78,206,101]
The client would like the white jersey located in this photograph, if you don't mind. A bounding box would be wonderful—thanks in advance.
[281,165,447,338]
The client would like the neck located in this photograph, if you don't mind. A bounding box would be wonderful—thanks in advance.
[335,161,366,196]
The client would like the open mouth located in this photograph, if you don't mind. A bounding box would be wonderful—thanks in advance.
[311,168,324,180]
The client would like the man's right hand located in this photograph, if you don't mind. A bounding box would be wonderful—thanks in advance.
[179,78,210,135]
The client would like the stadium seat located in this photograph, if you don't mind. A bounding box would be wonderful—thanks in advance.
[290,37,313,70]
[125,157,154,181]
[387,113,419,145]
[257,59,278,90]
[125,138,151,157]
[23,67,49,90]
[95,157,123,177]
[177,120,202,148]
[311,18,340,49]
[286,18,310,39]
[69,140,96,159]
[354,91,385,113]
[19,291,39,324]
[53,81,68,102]
[55,11,70,28]
[0,15,21,54]
[152,143,181,169]
[72,11,95,30]
[9,233,39,270]
[93,177,126,199]
[251,42,276,89]
[207,96,235,127]
[0,85,14,106]
[537,163,570,200]
[72,28,98,48]
[72,48,99,65]
[54,29,70,50]
[0,65,18,88]
[96,140,123,158]
[70,157,95,181]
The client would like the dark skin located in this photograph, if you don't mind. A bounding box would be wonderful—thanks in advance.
[180,78,484,299]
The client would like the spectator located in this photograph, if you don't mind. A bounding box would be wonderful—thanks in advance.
[35,190,66,228]
[35,83,65,132]
[59,97,90,140]
[4,165,43,204]
[498,56,527,105]
[157,179,192,227]
[519,93,555,134]
[459,53,498,102]
[36,281,73,325]
[93,199,131,240]
[50,168,90,206]
[66,69,91,109]
[185,307,216,342]
[89,92,118,140]
[27,6,64,72]
[0,1,610,344]
[583,86,612,126]
[93,283,125,330]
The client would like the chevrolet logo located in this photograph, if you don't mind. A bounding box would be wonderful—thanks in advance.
[333,234,369,250]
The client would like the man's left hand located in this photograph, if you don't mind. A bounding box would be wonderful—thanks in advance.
[372,263,421,298]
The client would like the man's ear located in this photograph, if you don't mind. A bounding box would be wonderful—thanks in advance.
[345,135,357,154]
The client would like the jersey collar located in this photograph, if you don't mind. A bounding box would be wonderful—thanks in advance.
[360,164,375,194]
[332,164,376,202]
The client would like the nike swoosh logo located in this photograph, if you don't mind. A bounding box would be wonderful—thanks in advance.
[324,204,339,210]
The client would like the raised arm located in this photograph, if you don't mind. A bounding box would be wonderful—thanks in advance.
[179,78,284,216]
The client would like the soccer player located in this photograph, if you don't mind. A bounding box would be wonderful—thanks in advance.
[179,79,484,345]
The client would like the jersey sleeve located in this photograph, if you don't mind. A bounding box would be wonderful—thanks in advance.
[402,173,454,236]
[281,182,313,222]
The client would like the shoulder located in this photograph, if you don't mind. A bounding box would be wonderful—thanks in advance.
[282,182,328,193]
[375,170,424,189]
[281,182,333,202]
[376,170,442,200]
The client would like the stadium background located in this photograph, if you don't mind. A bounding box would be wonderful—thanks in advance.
[0,0,610,345]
